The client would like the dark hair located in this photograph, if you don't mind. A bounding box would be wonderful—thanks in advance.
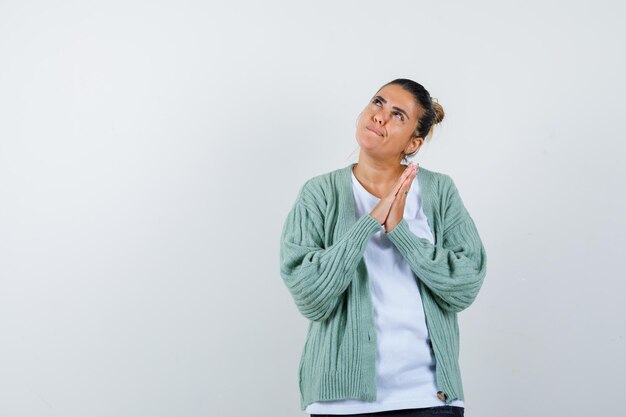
[379,78,445,148]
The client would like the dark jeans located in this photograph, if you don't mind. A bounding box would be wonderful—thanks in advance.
[311,405,464,417]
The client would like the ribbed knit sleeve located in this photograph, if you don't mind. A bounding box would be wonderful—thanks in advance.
[280,190,382,322]
[385,176,487,313]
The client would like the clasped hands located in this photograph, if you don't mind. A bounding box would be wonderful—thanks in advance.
[369,163,419,233]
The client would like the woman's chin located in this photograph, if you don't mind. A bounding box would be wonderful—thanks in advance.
[355,134,381,149]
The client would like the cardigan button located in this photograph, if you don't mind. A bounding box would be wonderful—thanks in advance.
[437,391,447,401]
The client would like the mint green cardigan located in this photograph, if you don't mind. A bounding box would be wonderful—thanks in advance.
[279,163,487,410]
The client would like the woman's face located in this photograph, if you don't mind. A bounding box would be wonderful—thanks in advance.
[356,83,423,161]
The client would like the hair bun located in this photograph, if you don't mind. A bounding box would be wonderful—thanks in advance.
[431,98,445,125]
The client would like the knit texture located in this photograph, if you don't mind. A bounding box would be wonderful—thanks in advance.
[279,163,487,410]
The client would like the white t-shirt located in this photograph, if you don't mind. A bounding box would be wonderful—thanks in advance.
[305,170,464,415]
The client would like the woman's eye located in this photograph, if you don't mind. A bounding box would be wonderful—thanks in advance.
[372,98,382,106]
[394,112,404,121]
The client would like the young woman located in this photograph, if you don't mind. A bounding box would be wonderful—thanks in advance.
[280,79,487,417]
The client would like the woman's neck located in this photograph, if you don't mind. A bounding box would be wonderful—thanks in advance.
[352,156,407,198]
[352,157,405,185]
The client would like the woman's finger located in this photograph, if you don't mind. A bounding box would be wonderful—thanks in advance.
[390,164,418,196]
[399,168,417,197]
[400,173,412,196]
[385,168,416,230]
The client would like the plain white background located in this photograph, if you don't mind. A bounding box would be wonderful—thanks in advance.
[1,1,625,416]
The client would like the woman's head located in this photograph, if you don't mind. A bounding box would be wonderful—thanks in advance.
[381,79,445,143]
[355,78,444,163]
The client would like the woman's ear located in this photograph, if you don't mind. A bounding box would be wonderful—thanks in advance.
[406,136,424,155]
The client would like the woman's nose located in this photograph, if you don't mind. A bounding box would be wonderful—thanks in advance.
[373,111,387,124]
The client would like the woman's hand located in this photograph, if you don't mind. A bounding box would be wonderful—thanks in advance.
[384,164,418,232]
[369,163,419,229]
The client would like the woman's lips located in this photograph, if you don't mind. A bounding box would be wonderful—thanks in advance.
[366,126,383,136]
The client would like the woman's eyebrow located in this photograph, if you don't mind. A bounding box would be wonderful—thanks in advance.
[374,95,410,120]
